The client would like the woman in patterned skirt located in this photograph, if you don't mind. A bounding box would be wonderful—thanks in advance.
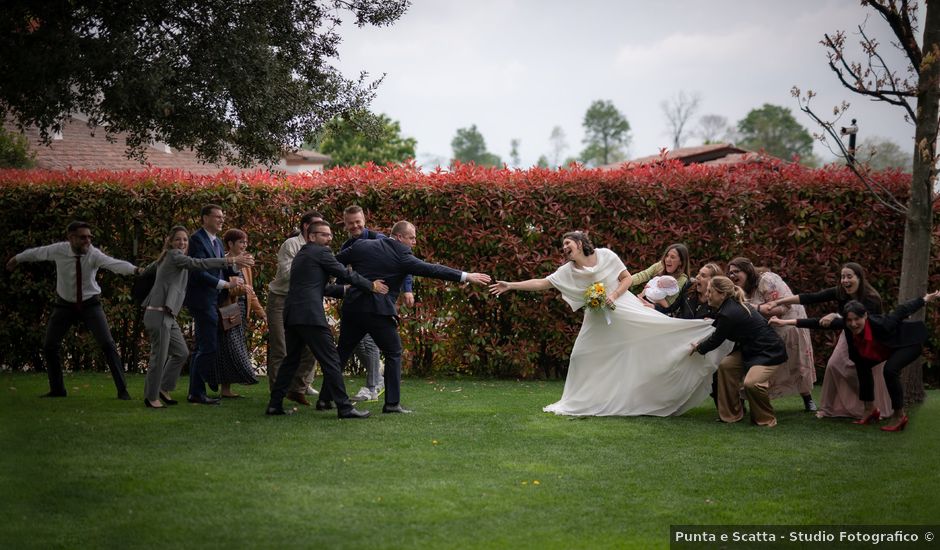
[212,228,266,397]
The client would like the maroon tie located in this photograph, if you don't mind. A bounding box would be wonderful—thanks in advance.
[75,255,83,308]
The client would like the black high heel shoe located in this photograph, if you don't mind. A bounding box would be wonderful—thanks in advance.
[159,392,179,405]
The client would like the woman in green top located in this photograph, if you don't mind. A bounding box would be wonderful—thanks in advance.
[632,243,690,308]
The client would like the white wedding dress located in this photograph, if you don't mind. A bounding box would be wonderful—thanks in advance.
[543,248,731,416]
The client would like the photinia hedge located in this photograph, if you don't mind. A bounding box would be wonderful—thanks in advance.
[0,160,934,379]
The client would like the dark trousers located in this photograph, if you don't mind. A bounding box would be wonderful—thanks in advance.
[187,305,218,398]
[331,313,403,406]
[43,298,127,395]
[270,324,352,414]
[857,344,921,411]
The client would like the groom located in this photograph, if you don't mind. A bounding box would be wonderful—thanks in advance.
[326,220,491,413]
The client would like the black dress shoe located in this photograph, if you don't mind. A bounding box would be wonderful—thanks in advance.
[41,391,67,398]
[265,407,293,416]
[117,391,132,401]
[187,394,221,405]
[315,400,334,410]
[338,408,371,419]
[144,399,166,409]
[382,404,413,414]
[159,392,179,405]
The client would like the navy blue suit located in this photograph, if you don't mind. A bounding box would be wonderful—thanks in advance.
[183,228,225,398]
[330,238,463,405]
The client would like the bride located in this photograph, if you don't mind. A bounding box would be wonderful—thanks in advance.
[489,231,731,416]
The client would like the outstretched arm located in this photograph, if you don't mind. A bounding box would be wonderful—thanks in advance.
[489,278,553,295]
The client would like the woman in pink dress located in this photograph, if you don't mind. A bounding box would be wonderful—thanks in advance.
[766,262,893,419]
[727,257,817,411]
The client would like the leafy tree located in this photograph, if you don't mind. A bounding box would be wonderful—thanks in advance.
[314,111,416,167]
[661,91,702,149]
[0,0,410,166]
[737,104,814,162]
[0,126,34,168]
[793,0,939,403]
[855,136,913,172]
[695,114,734,145]
[451,125,501,167]
[536,155,550,168]
[580,100,631,166]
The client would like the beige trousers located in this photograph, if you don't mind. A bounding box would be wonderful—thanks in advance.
[717,351,780,427]
[266,292,317,393]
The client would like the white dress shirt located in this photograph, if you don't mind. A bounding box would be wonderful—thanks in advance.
[15,242,136,302]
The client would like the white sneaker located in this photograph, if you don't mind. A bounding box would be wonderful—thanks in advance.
[305,385,319,396]
[371,386,385,402]
[350,386,372,402]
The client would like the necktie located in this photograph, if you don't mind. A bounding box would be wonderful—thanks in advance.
[75,255,83,308]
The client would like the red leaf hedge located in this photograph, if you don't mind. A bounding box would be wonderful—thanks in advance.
[0,160,933,379]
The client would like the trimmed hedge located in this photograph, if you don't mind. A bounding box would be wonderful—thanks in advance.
[0,161,934,379]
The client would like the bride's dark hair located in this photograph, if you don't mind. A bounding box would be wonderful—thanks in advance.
[562,231,595,257]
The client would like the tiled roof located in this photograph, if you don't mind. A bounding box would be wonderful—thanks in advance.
[4,117,329,174]
[601,143,780,169]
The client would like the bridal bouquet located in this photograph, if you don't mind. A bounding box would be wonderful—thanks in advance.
[585,282,616,325]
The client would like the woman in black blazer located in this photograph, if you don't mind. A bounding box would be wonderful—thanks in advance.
[772,290,940,431]
[692,276,788,427]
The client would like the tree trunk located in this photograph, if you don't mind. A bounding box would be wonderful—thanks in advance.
[899,2,940,405]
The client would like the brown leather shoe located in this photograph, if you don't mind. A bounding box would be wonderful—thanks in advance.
[286,391,312,406]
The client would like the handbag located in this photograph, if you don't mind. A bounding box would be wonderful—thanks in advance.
[219,301,242,331]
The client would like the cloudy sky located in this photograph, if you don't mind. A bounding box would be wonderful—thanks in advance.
[335,0,919,168]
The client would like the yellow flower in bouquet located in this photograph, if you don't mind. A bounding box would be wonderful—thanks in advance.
[584,282,616,311]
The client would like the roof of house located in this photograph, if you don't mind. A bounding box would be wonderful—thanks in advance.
[4,116,329,174]
[600,143,780,169]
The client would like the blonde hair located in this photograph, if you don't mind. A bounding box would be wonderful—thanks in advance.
[708,276,747,306]
[699,263,724,278]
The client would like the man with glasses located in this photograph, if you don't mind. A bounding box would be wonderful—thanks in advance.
[7,221,142,399]
[267,220,388,418]
[327,221,491,414]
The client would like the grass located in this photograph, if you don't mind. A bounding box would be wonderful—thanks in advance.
[1,372,937,549]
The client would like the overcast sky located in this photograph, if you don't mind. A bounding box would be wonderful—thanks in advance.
[335,0,920,168]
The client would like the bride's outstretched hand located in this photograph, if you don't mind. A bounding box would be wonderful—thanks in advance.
[489,281,511,296]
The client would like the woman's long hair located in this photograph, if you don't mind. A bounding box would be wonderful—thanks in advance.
[709,276,748,308]
[661,243,690,279]
[837,262,881,308]
[728,257,760,295]
[157,225,188,263]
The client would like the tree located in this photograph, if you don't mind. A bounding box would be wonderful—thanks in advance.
[580,100,631,167]
[855,136,913,173]
[536,155,550,168]
[314,111,416,167]
[0,126,34,168]
[549,125,568,167]
[695,114,734,145]
[509,138,521,168]
[0,0,410,166]
[737,104,814,162]
[661,91,702,149]
[451,125,501,167]
[793,0,939,403]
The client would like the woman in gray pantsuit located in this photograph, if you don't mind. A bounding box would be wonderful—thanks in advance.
[140,226,254,408]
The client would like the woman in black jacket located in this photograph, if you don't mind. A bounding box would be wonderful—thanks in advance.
[691,276,788,427]
[771,290,940,432]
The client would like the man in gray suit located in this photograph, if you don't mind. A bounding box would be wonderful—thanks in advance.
[266,220,388,418]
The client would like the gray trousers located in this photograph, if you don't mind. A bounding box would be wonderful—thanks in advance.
[355,334,383,390]
[266,292,316,393]
[143,309,188,402]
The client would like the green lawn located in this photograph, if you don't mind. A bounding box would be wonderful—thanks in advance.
[1,372,936,549]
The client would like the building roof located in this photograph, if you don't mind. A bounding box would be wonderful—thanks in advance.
[601,143,780,169]
[4,116,329,174]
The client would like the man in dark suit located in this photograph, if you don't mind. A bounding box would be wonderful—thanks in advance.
[266,220,388,418]
[329,220,491,414]
[184,204,245,405]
